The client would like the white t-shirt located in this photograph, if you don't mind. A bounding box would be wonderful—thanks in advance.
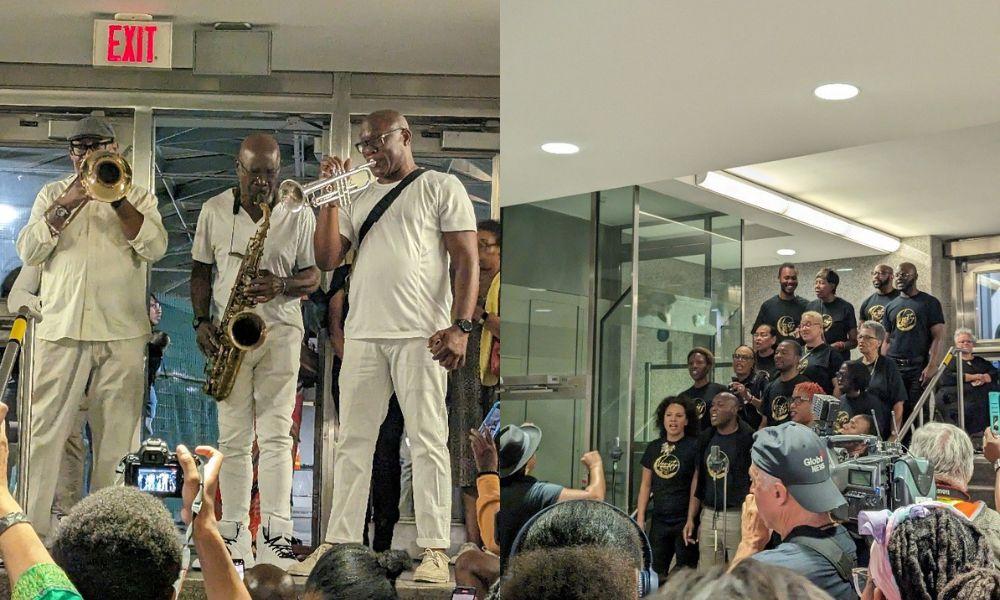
[192,189,316,332]
[339,169,476,339]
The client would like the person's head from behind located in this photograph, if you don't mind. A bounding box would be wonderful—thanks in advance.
[789,381,824,426]
[516,500,644,573]
[910,422,974,491]
[245,564,297,600]
[302,543,410,600]
[502,545,637,600]
[659,559,833,599]
[749,422,845,537]
[862,503,992,600]
[655,396,698,441]
[51,486,181,600]
[709,392,739,430]
[498,423,541,480]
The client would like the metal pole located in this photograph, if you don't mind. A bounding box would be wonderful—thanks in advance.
[956,348,966,431]
[15,317,34,506]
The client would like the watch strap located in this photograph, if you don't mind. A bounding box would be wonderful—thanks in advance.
[192,316,211,331]
[455,318,474,333]
[0,512,30,538]
[993,459,1000,472]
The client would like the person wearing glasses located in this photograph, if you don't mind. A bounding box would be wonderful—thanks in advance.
[856,320,906,438]
[15,115,167,540]
[858,264,898,325]
[728,344,769,429]
[797,311,844,395]
[296,110,478,583]
[190,133,319,568]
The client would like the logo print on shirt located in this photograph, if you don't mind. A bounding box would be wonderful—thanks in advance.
[777,316,796,337]
[822,314,833,331]
[834,411,850,433]
[695,399,706,419]
[868,304,886,322]
[772,396,790,421]
[707,448,730,480]
[896,308,917,332]
[653,444,680,480]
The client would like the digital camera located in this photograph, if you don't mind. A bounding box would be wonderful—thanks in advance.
[121,438,190,498]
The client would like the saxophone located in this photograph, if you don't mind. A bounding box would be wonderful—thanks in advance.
[204,199,271,401]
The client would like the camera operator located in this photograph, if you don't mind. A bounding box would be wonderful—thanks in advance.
[749,422,857,600]
[729,345,768,430]
[910,422,1000,563]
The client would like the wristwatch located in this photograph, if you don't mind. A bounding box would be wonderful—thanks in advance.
[192,315,211,331]
[455,319,474,334]
[0,512,30,539]
[51,204,71,220]
[993,458,1000,473]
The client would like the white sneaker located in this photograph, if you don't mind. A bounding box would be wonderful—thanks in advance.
[413,548,450,583]
[256,516,299,570]
[287,542,334,577]
[195,520,255,570]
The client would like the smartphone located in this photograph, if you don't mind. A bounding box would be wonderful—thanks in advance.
[452,586,477,600]
[233,558,245,580]
[479,400,501,437]
[989,391,1000,433]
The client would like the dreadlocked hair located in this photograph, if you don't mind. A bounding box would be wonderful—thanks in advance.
[888,507,993,600]
[941,568,1000,600]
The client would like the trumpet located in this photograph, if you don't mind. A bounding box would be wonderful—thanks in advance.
[80,150,132,202]
[278,160,376,212]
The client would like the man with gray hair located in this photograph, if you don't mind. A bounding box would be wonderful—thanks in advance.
[857,320,906,437]
[910,422,1000,563]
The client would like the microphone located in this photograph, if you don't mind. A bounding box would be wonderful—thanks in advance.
[709,445,720,465]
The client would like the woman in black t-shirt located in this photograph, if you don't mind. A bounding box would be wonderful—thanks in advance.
[636,396,701,578]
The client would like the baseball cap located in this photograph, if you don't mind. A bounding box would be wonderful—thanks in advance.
[68,116,116,142]
[751,421,846,513]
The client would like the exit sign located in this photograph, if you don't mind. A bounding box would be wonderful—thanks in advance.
[93,19,172,69]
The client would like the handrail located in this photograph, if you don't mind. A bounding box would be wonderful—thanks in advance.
[897,346,955,439]
[0,308,38,506]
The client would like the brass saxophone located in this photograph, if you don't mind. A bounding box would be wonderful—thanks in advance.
[204,199,271,401]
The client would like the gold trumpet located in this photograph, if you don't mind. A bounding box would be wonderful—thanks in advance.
[80,150,132,202]
[278,160,376,212]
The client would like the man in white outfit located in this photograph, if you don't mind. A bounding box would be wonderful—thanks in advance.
[15,115,167,538]
[190,133,319,568]
[290,109,479,583]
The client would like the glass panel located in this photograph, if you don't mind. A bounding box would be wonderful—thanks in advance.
[976,270,1000,340]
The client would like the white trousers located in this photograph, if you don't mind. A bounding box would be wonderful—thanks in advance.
[217,323,301,528]
[27,336,146,536]
[326,338,451,549]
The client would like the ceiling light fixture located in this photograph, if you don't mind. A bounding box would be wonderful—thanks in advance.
[541,142,580,155]
[777,249,796,256]
[814,83,860,101]
[696,171,900,253]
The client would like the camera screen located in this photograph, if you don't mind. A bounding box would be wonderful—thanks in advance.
[848,468,872,487]
[137,467,178,494]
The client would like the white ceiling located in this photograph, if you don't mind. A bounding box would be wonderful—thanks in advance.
[500,0,1000,216]
[0,1,499,75]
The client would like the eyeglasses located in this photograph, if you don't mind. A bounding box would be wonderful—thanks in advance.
[857,334,878,342]
[732,354,755,362]
[478,241,500,250]
[69,139,112,157]
[236,158,279,181]
[354,127,404,153]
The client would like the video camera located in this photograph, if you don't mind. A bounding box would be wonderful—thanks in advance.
[120,438,192,498]
[809,395,936,522]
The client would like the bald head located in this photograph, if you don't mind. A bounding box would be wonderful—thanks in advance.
[244,564,296,600]
[357,109,416,182]
[364,109,409,132]
[895,262,919,294]
[239,133,280,162]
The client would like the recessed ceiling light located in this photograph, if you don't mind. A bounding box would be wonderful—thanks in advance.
[814,83,859,101]
[777,248,796,256]
[541,142,580,155]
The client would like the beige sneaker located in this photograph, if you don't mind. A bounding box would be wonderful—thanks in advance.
[287,542,334,577]
[413,548,451,583]
[450,541,480,564]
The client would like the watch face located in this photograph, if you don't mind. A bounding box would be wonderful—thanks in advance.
[457,319,473,333]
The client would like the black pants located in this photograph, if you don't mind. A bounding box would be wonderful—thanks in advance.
[898,365,925,440]
[649,519,698,578]
[332,356,406,552]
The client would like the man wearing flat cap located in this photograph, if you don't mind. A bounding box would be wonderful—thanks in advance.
[749,422,857,600]
[15,115,167,537]
[496,424,606,569]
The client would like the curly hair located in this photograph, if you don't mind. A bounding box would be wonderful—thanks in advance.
[303,543,410,600]
[888,507,993,600]
[517,500,643,570]
[51,486,181,600]
[660,560,832,599]
[501,546,635,600]
[941,567,1000,600]
[686,346,715,367]
[792,381,824,401]
[654,396,700,440]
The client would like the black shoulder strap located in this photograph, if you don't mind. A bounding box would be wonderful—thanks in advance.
[787,535,853,582]
[355,168,427,252]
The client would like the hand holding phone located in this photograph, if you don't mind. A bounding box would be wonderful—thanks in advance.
[452,586,477,600]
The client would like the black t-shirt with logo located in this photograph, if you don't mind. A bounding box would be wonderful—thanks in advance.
[640,435,700,524]
[761,373,808,426]
[694,422,755,510]
[735,371,769,430]
[806,297,857,362]
[753,295,809,342]
[801,343,844,394]
[882,292,945,364]
[859,290,900,325]
[755,352,778,380]
[680,382,729,430]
